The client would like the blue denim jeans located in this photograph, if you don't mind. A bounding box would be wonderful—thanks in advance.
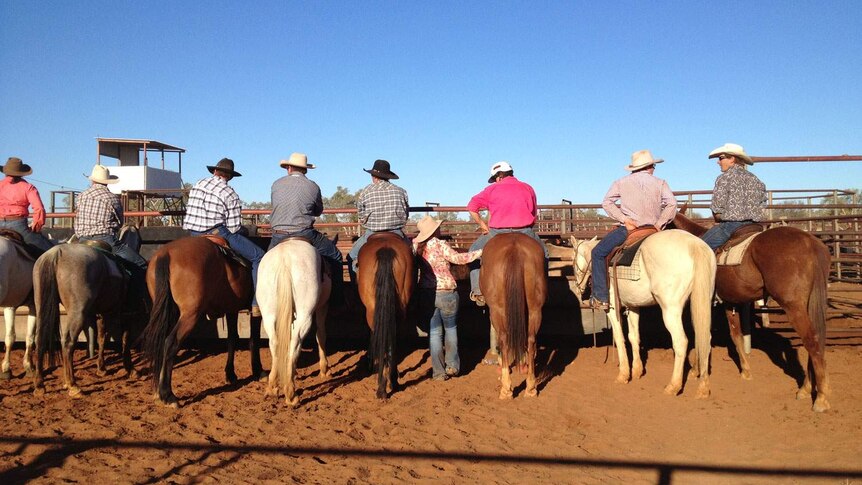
[468,227,549,295]
[78,233,148,270]
[701,221,750,250]
[347,228,409,278]
[418,288,460,378]
[590,225,628,304]
[190,225,264,305]
[0,219,53,252]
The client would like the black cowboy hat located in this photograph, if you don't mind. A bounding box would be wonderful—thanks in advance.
[2,157,33,177]
[207,158,242,177]
[363,159,399,180]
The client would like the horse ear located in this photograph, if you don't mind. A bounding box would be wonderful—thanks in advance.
[589,236,597,243]
[332,232,339,244]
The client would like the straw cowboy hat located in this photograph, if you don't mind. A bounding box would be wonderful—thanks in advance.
[488,161,513,183]
[280,152,316,169]
[88,164,119,184]
[708,143,753,165]
[625,150,664,172]
[207,158,242,177]
[2,157,33,176]
[364,159,399,179]
[414,215,443,243]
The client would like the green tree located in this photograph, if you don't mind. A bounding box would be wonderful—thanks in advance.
[322,186,360,223]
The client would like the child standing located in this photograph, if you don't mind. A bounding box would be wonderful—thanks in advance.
[413,216,482,381]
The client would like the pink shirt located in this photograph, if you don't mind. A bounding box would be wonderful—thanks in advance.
[467,176,537,228]
[0,177,46,225]
[414,237,482,291]
[602,171,677,228]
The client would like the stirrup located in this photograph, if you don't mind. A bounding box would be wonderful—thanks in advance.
[470,292,486,307]
[589,297,609,311]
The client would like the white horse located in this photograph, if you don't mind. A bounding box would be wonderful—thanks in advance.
[0,236,37,379]
[571,230,716,398]
[257,240,331,406]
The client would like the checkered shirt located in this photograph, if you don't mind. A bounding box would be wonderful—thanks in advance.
[74,184,124,237]
[183,175,242,233]
[270,173,323,233]
[356,180,409,231]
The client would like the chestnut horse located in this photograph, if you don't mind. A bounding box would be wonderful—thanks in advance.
[672,211,832,411]
[141,236,263,407]
[357,232,414,399]
[480,233,547,399]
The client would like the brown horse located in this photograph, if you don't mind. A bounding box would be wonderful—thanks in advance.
[480,233,547,399]
[357,232,414,399]
[673,211,832,411]
[141,236,262,407]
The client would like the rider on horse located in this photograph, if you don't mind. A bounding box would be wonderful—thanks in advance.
[269,152,344,306]
[183,158,265,316]
[0,157,53,253]
[347,159,410,283]
[701,143,767,250]
[591,150,677,311]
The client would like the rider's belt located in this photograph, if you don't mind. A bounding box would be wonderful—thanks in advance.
[491,225,533,230]
[0,216,26,221]
[272,229,302,235]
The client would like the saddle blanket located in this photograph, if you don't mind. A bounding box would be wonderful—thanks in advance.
[717,233,760,266]
[609,247,642,281]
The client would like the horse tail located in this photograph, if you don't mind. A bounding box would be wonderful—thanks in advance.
[274,260,295,390]
[141,255,178,385]
[690,239,717,376]
[504,246,527,366]
[370,247,398,376]
[808,249,829,346]
[35,248,61,367]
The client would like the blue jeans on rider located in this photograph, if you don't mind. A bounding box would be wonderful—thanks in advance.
[590,225,628,304]
[701,221,750,251]
[418,288,460,379]
[190,225,264,305]
[0,218,53,252]
[468,227,549,296]
[347,228,409,281]
[78,233,148,270]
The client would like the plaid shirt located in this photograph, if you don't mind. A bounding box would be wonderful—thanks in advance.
[74,184,124,237]
[270,173,323,233]
[356,180,408,231]
[711,165,766,222]
[183,175,242,233]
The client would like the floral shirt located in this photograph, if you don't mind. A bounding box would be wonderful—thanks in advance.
[711,165,766,222]
[414,237,482,291]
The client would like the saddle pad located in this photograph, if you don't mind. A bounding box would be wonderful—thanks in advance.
[610,236,650,268]
[717,233,760,266]
[609,247,642,281]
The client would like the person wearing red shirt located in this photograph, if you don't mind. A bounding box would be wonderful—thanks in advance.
[0,157,53,252]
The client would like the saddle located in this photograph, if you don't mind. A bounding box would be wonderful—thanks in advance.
[715,223,765,266]
[71,239,134,277]
[607,226,658,268]
[199,234,251,269]
[0,229,42,262]
[717,223,764,253]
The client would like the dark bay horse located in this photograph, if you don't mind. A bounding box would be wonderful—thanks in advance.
[480,233,547,399]
[673,211,832,411]
[141,236,262,407]
[357,232,414,399]
[33,230,144,398]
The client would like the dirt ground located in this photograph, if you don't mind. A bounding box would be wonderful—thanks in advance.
[1,317,861,485]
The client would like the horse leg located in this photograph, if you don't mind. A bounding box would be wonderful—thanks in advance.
[224,313,238,385]
[496,324,513,400]
[23,307,36,377]
[249,314,265,380]
[726,306,752,380]
[121,328,137,379]
[607,308,631,384]
[96,317,108,376]
[264,326,279,398]
[284,317,307,407]
[1,307,14,379]
[627,308,644,380]
[661,306,686,396]
[314,308,331,378]
[158,313,196,407]
[62,316,86,398]
[785,304,831,412]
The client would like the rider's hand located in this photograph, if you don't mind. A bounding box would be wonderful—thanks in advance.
[479,221,490,234]
[30,221,43,233]
[623,219,637,231]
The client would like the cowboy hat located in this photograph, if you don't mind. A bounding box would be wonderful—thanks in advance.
[708,143,753,165]
[364,159,398,179]
[625,150,664,172]
[280,152,316,169]
[488,161,513,183]
[207,158,242,177]
[2,157,32,176]
[88,164,119,184]
[414,215,443,243]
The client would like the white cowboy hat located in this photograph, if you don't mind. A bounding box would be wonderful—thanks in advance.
[88,164,119,184]
[280,152,316,169]
[488,161,513,183]
[625,150,664,172]
[708,143,753,165]
[414,215,443,243]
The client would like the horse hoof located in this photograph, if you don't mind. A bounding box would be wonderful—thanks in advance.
[25,368,35,378]
[320,369,331,378]
[813,398,831,413]
[695,387,711,400]
[96,369,108,377]
[33,387,45,397]
[525,388,538,398]
[257,370,270,382]
[499,391,514,400]
[615,373,630,384]
[632,366,644,380]
[68,387,83,399]
[376,391,389,400]
[287,396,300,407]
[127,370,140,380]
[0,369,11,380]
[796,388,812,400]
[740,371,753,381]
[663,384,681,396]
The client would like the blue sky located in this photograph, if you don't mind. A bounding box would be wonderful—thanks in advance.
[1,1,860,210]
